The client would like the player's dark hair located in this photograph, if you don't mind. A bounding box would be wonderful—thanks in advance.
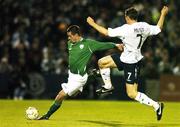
[125,7,138,20]
[67,25,81,35]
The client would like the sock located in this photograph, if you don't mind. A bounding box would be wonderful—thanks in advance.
[99,68,112,89]
[45,100,62,118]
[135,92,159,111]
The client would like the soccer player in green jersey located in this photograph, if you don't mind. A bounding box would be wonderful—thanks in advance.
[38,25,123,120]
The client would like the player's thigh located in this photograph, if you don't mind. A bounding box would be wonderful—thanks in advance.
[62,73,88,96]
[124,63,140,97]
[64,81,84,96]
[98,55,117,68]
[124,63,140,85]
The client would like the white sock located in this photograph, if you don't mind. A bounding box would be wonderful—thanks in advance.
[135,92,159,111]
[99,68,112,89]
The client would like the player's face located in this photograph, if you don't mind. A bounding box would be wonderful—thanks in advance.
[67,32,79,43]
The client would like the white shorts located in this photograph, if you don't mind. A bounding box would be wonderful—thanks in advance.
[61,71,88,96]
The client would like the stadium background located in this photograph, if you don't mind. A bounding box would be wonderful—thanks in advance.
[0,0,179,101]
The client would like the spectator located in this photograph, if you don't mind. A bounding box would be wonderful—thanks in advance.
[0,57,13,75]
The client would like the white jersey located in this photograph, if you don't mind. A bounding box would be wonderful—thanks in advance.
[108,22,161,64]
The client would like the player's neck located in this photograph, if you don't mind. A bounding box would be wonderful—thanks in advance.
[127,20,137,25]
[76,37,83,42]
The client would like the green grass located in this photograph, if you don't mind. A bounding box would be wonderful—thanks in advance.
[0,100,180,127]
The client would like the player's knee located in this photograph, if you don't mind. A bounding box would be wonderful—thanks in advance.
[127,91,137,99]
[98,59,105,68]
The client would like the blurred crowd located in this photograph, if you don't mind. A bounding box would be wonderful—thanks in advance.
[0,0,180,99]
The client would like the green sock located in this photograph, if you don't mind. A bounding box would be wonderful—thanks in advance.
[45,100,62,118]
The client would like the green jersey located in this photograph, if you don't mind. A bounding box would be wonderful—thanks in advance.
[68,38,116,76]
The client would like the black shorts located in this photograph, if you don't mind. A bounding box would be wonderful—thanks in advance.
[111,54,141,84]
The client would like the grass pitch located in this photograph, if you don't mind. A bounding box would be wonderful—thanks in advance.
[0,100,179,127]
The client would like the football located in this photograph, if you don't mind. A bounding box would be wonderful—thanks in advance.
[25,107,39,120]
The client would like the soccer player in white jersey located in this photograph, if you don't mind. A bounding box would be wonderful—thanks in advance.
[87,6,168,121]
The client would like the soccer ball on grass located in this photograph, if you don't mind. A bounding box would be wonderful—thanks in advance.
[26,107,39,120]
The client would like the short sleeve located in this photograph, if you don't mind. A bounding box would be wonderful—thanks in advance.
[147,24,161,36]
[108,25,126,37]
[87,39,116,52]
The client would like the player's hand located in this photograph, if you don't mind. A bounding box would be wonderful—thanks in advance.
[116,44,124,52]
[87,17,95,25]
[161,6,168,16]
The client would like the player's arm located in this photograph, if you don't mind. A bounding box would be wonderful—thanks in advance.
[157,6,168,30]
[88,39,123,52]
[87,17,108,36]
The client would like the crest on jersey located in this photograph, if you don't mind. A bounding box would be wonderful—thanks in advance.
[80,44,84,49]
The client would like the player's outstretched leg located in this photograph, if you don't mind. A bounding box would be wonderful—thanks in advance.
[126,84,164,121]
[38,90,66,120]
[134,92,164,121]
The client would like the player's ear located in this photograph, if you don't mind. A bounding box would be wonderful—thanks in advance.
[125,16,128,21]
